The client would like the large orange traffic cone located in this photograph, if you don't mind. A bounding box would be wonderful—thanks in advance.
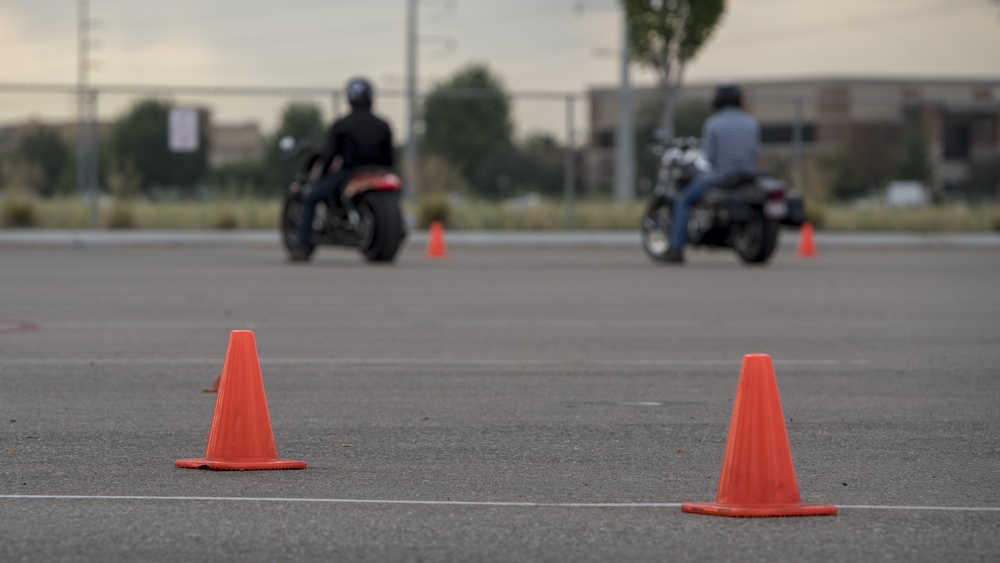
[682,354,836,517]
[176,330,306,471]
[797,222,817,258]
[426,221,447,259]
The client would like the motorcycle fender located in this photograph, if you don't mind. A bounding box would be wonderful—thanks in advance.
[781,196,807,226]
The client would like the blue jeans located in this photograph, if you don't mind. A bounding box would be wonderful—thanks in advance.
[670,173,719,250]
[298,171,347,251]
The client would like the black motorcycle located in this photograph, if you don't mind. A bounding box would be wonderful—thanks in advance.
[640,138,805,264]
[278,136,405,263]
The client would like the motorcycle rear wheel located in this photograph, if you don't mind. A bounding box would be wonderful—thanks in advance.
[731,212,779,264]
[281,195,314,262]
[357,191,403,263]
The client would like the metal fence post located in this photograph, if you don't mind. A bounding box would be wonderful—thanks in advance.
[87,87,100,228]
[331,91,343,120]
[792,96,804,193]
[564,94,576,229]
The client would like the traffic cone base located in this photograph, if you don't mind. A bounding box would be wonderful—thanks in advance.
[174,458,306,471]
[681,501,836,518]
[683,354,835,518]
[176,330,306,471]
[202,373,221,393]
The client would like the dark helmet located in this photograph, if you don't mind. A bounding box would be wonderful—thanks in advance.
[346,78,373,110]
[712,84,743,110]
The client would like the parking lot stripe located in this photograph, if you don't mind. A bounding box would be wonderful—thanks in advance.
[0,358,867,367]
[1,495,998,512]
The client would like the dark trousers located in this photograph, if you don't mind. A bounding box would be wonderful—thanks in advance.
[298,171,348,250]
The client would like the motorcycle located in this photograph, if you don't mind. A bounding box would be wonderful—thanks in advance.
[278,136,405,263]
[640,137,806,264]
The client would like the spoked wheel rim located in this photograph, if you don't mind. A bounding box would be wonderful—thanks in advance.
[732,219,764,256]
[283,199,304,250]
[642,207,672,259]
[358,201,376,252]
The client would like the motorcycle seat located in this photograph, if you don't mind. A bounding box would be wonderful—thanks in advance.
[715,172,758,190]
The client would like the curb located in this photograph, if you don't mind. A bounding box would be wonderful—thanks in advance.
[0,230,998,249]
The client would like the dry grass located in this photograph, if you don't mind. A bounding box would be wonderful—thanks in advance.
[8,195,1000,232]
[817,202,1000,232]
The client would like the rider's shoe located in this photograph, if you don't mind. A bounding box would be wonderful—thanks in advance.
[289,248,311,262]
[664,248,685,264]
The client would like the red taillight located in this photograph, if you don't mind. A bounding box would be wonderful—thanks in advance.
[767,189,785,200]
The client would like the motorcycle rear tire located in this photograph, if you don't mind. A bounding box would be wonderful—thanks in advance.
[732,212,779,264]
[281,195,314,262]
[358,191,403,263]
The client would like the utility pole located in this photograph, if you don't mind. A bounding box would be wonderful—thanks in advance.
[77,0,99,227]
[613,12,635,203]
[405,0,419,201]
[76,0,89,201]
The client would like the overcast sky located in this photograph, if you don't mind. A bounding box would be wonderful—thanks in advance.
[2,0,998,90]
[0,0,998,135]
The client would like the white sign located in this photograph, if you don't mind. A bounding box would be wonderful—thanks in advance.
[168,107,200,153]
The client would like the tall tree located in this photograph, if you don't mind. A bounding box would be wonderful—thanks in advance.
[265,101,326,188]
[896,125,932,183]
[422,64,514,195]
[109,100,210,193]
[16,126,73,197]
[624,0,725,139]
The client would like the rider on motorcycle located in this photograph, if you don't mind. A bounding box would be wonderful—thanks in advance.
[665,84,760,264]
[293,77,394,261]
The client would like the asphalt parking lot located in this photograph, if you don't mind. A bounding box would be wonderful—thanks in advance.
[1,241,998,562]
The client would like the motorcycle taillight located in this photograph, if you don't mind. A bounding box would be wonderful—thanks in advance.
[766,188,785,200]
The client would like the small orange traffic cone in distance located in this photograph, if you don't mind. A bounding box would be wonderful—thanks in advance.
[176,330,306,471]
[797,222,817,258]
[426,221,447,259]
[682,354,836,517]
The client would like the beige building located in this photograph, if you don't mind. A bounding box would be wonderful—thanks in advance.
[587,76,1000,195]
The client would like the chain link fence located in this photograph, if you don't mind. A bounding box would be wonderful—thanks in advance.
[2,81,997,228]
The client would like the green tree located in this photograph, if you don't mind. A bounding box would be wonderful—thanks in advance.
[109,100,210,194]
[820,124,900,201]
[635,100,711,191]
[896,126,932,183]
[423,64,514,196]
[264,101,326,190]
[16,126,73,197]
[624,0,725,139]
[953,156,1000,202]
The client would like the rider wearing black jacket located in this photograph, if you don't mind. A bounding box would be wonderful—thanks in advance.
[293,78,394,259]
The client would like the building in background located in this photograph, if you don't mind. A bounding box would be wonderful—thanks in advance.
[587,76,1000,198]
[0,118,265,170]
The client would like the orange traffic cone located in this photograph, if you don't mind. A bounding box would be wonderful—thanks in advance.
[176,330,306,471]
[682,354,836,517]
[202,373,221,393]
[426,221,447,259]
[797,222,817,258]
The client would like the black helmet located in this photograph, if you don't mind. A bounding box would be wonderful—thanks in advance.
[712,84,743,111]
[346,78,373,110]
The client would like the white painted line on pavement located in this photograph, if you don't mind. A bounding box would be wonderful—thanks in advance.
[1,495,998,512]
